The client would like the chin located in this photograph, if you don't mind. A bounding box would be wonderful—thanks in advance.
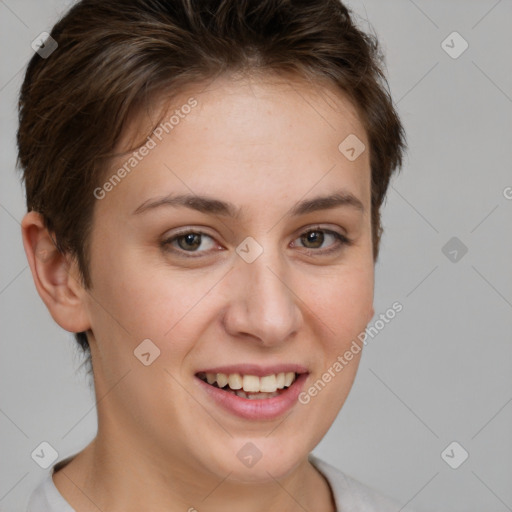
[206,437,308,483]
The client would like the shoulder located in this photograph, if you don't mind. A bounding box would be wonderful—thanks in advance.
[309,453,418,512]
[26,475,74,512]
[26,457,76,512]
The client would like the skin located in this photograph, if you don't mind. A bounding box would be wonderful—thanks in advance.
[22,73,375,512]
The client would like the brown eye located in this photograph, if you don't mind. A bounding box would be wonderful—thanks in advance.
[162,231,217,255]
[177,233,202,251]
[293,228,352,254]
[300,230,324,249]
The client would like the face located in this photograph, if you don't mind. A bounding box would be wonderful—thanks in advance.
[82,74,374,481]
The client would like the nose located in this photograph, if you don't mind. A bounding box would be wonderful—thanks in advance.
[221,247,302,347]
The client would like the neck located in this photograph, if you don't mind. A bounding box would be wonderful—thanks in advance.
[52,429,335,512]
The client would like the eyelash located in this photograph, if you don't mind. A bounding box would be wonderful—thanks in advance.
[160,227,353,257]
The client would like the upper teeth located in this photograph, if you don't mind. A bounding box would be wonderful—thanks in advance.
[204,372,297,393]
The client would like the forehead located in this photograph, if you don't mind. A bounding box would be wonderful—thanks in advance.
[118,73,366,151]
[101,73,371,217]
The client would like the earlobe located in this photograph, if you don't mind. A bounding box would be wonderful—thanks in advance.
[367,304,375,324]
[21,211,91,333]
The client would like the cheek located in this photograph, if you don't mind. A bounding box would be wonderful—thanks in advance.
[87,249,219,359]
[298,265,372,414]
[302,263,374,343]
[299,270,372,429]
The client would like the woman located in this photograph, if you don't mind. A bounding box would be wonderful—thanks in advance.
[19,0,408,510]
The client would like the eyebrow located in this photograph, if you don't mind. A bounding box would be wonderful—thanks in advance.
[132,189,365,218]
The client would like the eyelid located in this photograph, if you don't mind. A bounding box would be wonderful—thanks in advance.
[161,225,352,257]
[160,228,222,257]
[293,224,348,240]
[291,225,352,254]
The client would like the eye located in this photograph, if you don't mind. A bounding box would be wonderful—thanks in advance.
[292,227,352,254]
[161,230,218,255]
[161,227,351,258]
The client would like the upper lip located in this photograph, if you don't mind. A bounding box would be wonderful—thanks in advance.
[195,363,309,377]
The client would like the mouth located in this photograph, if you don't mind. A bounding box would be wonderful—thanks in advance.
[194,366,309,420]
[196,371,299,400]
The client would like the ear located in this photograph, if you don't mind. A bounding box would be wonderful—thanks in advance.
[21,211,91,333]
[367,304,375,324]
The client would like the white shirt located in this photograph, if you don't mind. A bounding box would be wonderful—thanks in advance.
[27,454,410,511]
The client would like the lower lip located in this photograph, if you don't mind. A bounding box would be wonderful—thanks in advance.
[195,373,309,420]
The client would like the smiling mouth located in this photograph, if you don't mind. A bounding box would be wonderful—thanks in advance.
[196,371,299,400]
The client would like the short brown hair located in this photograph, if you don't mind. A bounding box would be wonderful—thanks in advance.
[17,0,406,360]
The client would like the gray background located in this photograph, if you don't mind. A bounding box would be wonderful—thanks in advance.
[1,1,511,511]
